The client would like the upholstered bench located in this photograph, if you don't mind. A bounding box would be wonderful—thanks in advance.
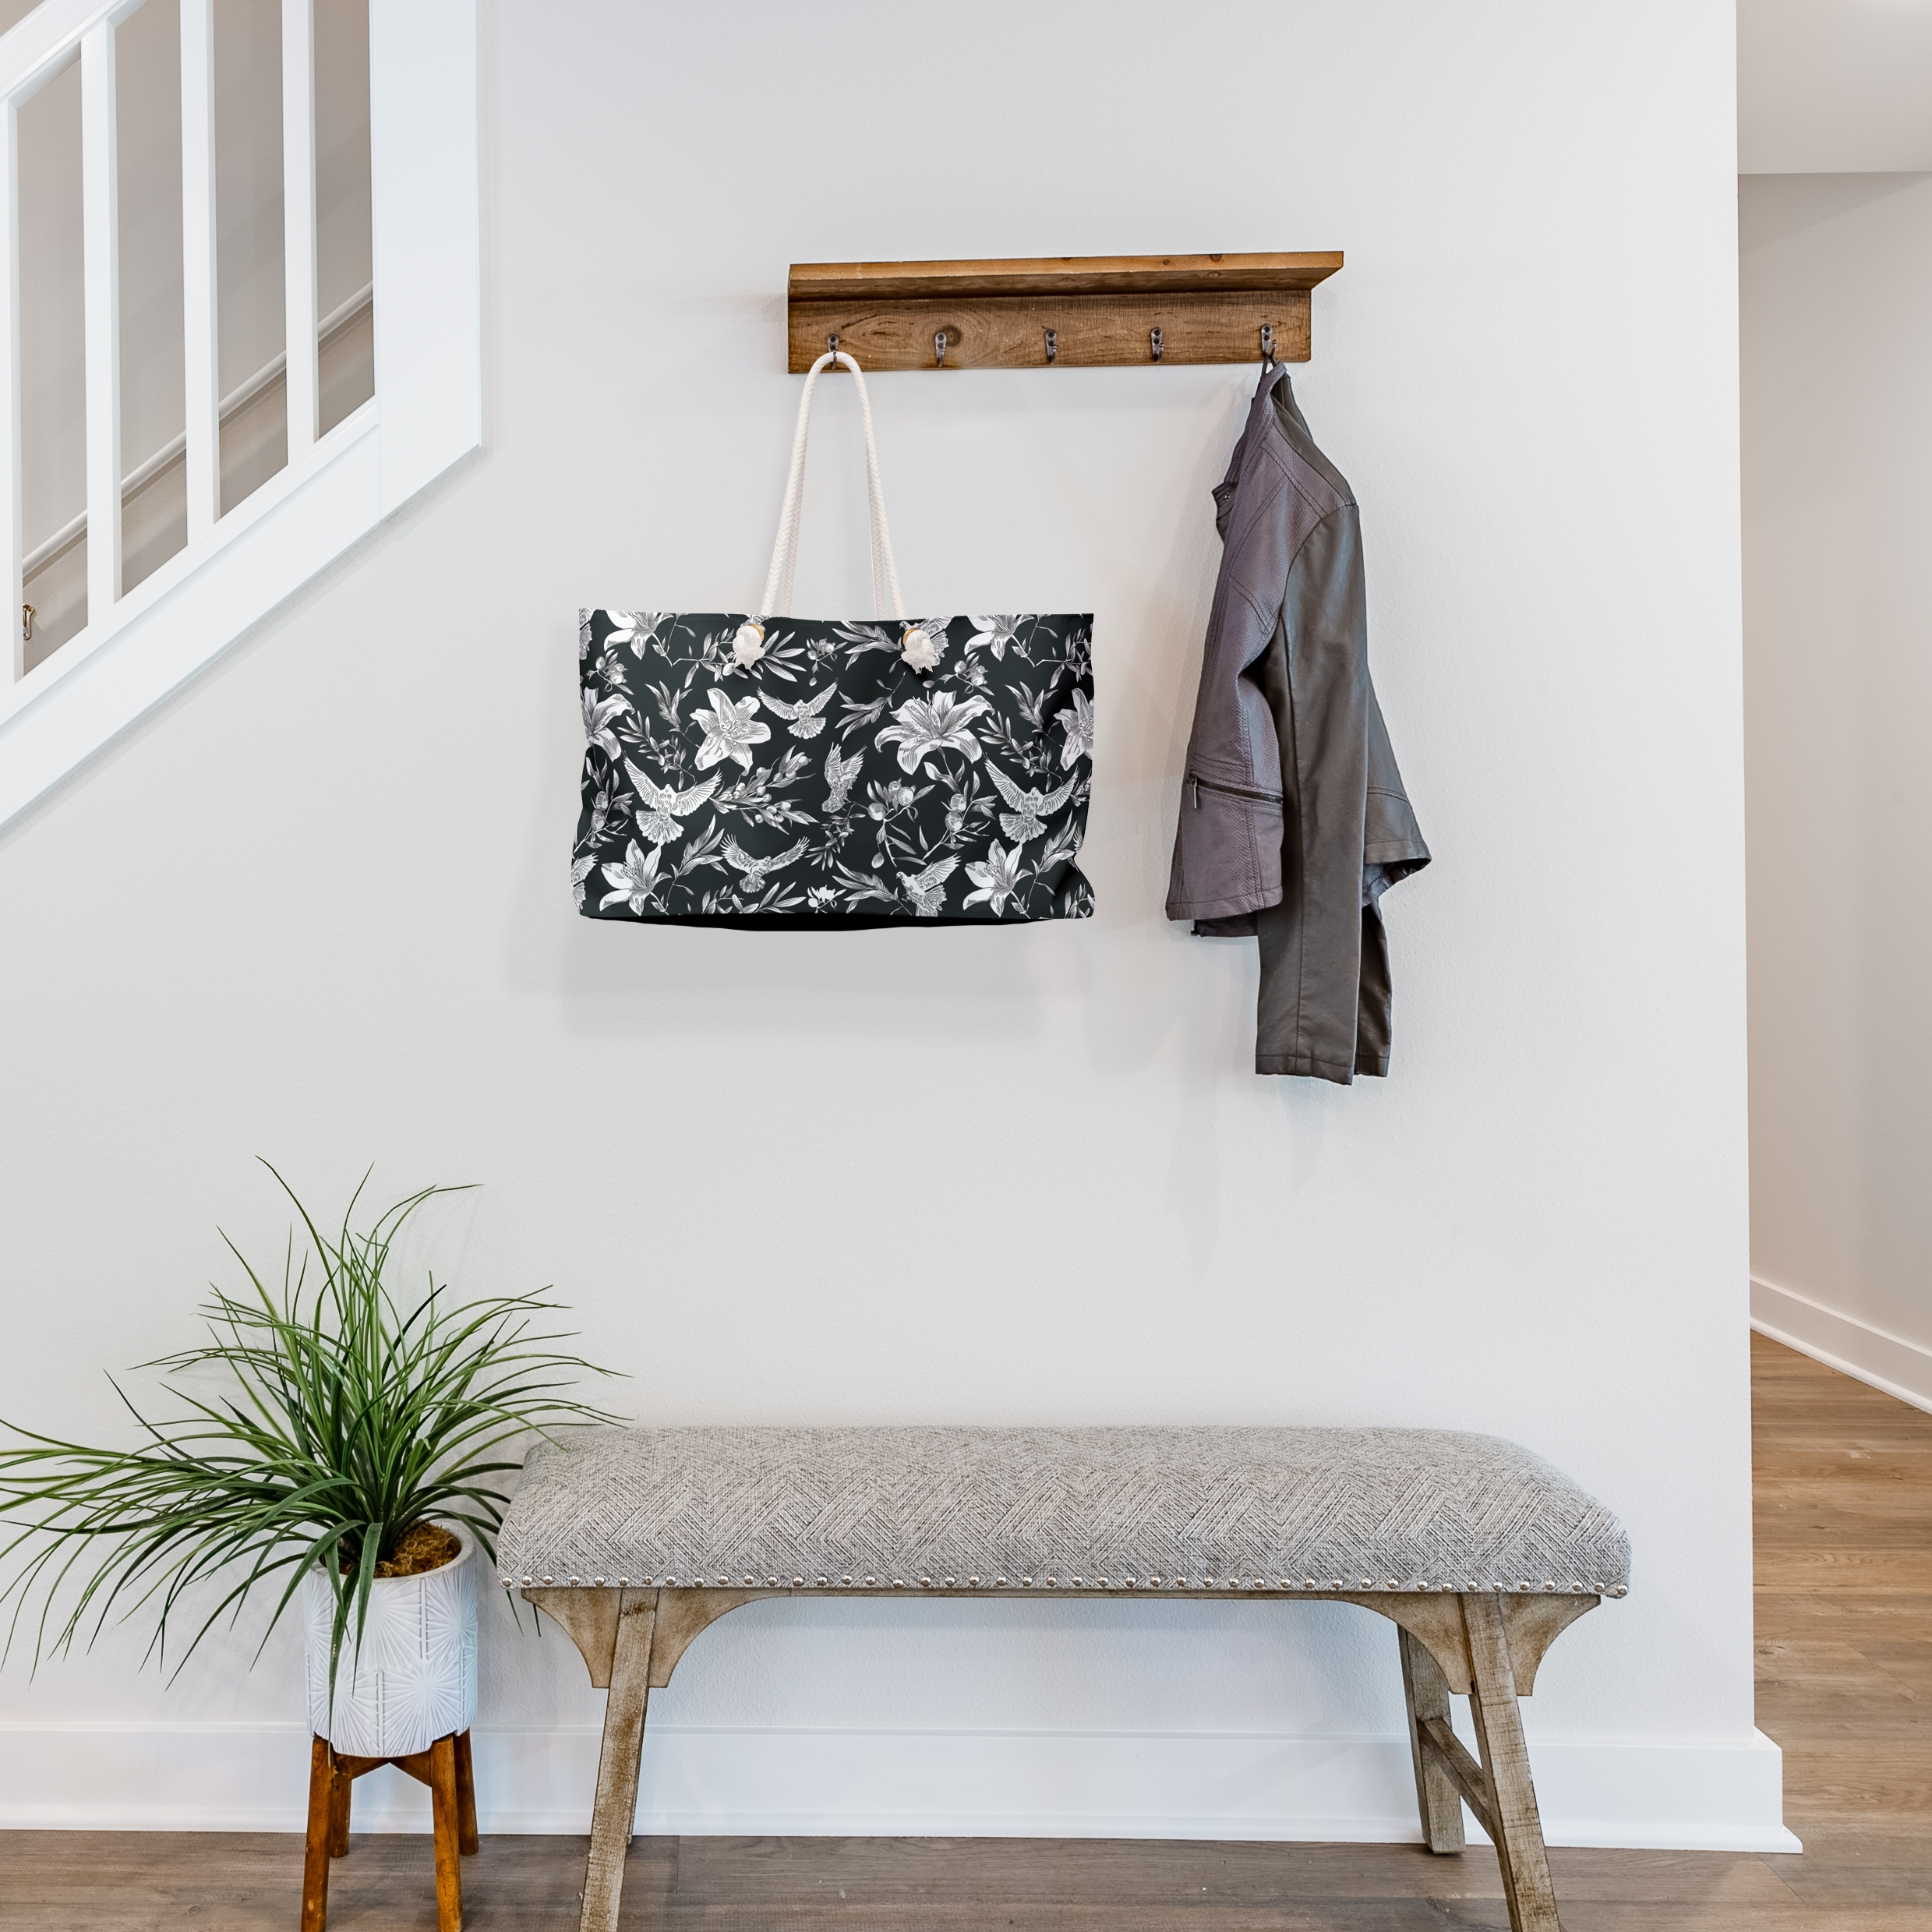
[501,1425,1630,1932]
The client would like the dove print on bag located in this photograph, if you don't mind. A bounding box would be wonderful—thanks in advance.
[623,765,719,846]
[823,742,863,812]
[987,767,1082,846]
[572,348,1094,929]
[764,685,835,739]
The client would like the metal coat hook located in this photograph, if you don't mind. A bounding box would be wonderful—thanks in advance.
[1260,323,1275,367]
[1150,326,1164,363]
[934,330,948,368]
[1044,327,1057,366]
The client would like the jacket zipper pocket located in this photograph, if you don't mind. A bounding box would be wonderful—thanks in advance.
[1189,772,1284,810]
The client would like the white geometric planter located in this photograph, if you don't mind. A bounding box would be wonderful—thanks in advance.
[302,1525,479,1757]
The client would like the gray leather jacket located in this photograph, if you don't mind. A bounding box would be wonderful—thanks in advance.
[1167,369,1429,1083]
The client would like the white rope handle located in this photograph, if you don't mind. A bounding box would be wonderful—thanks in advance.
[758,351,906,624]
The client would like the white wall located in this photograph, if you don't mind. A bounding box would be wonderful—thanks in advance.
[0,0,1773,1849]
[1742,171,1932,1411]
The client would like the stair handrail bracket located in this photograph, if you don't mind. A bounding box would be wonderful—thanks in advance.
[0,0,481,832]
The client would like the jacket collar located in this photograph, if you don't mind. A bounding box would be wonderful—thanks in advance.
[1213,364,1296,539]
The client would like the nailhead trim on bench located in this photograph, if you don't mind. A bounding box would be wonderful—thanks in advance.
[520,1570,1630,1598]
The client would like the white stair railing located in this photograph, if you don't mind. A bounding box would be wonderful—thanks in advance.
[22,278,372,594]
[0,0,480,831]
[80,7,122,628]
[181,0,217,546]
[281,0,316,467]
[0,62,18,689]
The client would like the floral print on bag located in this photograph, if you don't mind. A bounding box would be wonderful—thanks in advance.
[575,611,1095,928]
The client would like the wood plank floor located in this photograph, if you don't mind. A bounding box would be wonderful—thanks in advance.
[2,1333,1926,1928]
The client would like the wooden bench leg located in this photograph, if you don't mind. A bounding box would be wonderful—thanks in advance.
[1399,1625,1466,1853]
[1464,1595,1563,1932]
[300,1735,336,1931]
[581,1593,658,1932]
[429,1733,465,1932]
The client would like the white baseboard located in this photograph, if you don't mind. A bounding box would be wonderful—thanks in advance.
[1752,1275,1932,1415]
[0,1720,1798,1853]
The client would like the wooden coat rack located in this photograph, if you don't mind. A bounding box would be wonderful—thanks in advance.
[787,252,1342,373]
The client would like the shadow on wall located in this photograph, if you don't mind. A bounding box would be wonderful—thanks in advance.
[1738,170,1932,249]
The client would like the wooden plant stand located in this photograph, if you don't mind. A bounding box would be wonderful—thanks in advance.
[300,1729,479,1931]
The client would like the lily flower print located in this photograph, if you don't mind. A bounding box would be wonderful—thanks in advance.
[599,840,665,914]
[963,840,1026,916]
[899,857,959,917]
[602,610,668,657]
[582,688,631,761]
[986,764,1080,845]
[875,691,992,775]
[966,616,1024,660]
[693,689,772,772]
[1053,688,1094,771]
[623,762,720,845]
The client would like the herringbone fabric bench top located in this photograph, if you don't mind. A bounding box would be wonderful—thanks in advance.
[498,1426,1630,1598]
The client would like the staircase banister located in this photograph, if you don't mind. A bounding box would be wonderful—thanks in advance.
[0,0,143,106]
[0,0,480,832]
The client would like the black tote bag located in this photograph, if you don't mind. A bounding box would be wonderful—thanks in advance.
[574,351,1094,930]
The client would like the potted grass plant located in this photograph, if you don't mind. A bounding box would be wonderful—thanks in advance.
[0,1167,620,1759]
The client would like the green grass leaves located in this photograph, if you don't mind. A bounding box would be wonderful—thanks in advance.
[0,1164,622,1704]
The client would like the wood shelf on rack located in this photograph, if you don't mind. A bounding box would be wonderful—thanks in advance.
[786,252,1343,372]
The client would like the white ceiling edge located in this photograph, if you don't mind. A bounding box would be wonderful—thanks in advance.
[1740,0,1932,173]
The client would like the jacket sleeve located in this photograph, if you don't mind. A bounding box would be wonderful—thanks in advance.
[1363,683,1429,899]
[1252,503,1428,1082]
